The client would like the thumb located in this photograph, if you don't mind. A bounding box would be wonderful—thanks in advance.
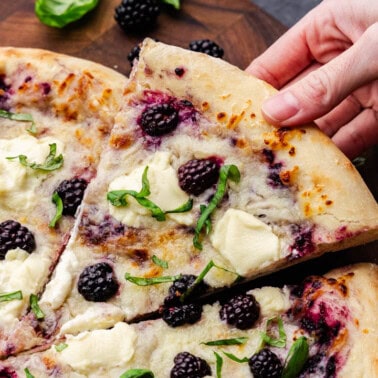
[261,23,378,126]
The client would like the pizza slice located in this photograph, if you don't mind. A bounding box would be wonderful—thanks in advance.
[2,263,377,377]
[0,48,127,357]
[38,39,378,331]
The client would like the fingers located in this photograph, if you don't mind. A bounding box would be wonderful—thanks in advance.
[260,23,378,126]
[332,108,378,159]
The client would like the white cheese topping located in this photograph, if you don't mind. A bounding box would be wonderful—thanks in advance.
[249,287,290,317]
[211,209,280,276]
[0,134,64,211]
[108,151,193,227]
[56,322,137,374]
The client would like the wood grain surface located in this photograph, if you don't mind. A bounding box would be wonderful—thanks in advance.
[0,0,376,283]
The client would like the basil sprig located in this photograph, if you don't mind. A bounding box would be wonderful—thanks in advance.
[0,290,23,303]
[260,316,286,348]
[193,164,240,250]
[152,255,168,269]
[119,369,154,378]
[125,273,181,286]
[282,336,309,378]
[35,0,100,28]
[49,192,63,228]
[24,368,35,378]
[55,343,68,352]
[214,352,223,378]
[107,166,193,222]
[0,109,37,134]
[202,337,248,346]
[7,143,63,171]
[30,294,45,320]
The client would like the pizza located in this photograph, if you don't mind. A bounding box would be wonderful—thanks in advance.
[1,263,377,377]
[0,39,377,376]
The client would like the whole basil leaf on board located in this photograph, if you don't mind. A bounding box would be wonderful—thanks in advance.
[35,0,100,28]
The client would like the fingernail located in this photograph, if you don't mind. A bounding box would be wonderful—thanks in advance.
[262,91,300,123]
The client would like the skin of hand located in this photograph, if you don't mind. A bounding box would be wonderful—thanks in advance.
[246,0,378,159]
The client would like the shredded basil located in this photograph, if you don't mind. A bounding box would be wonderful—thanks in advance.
[35,0,100,28]
[0,109,37,134]
[222,351,249,363]
[193,164,240,249]
[152,255,168,269]
[7,143,63,171]
[55,343,68,352]
[125,273,181,286]
[202,337,248,346]
[282,336,309,378]
[30,294,45,320]
[107,166,193,222]
[24,368,35,378]
[119,369,154,378]
[260,316,286,348]
[49,192,64,228]
[214,351,223,378]
[162,0,180,10]
[0,290,23,303]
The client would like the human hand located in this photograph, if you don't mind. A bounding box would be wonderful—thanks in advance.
[246,0,378,159]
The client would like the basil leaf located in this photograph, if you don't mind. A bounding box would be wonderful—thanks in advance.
[152,255,168,269]
[29,294,45,320]
[200,204,212,235]
[193,165,240,250]
[214,351,223,378]
[0,290,23,303]
[119,369,154,378]
[49,192,64,228]
[202,337,248,346]
[0,109,37,134]
[222,351,249,363]
[260,316,286,348]
[35,0,100,28]
[55,343,68,352]
[107,166,192,222]
[7,143,63,171]
[162,0,180,10]
[24,368,35,378]
[125,273,181,286]
[282,336,309,378]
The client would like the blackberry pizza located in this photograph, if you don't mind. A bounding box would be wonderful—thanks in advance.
[0,39,377,377]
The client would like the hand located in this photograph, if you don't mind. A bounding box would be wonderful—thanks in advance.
[246,0,378,159]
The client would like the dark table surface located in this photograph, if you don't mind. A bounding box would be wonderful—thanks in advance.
[0,0,376,289]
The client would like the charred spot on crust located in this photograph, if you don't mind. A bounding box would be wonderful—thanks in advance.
[174,67,185,77]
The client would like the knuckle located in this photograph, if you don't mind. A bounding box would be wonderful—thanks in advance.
[299,69,333,105]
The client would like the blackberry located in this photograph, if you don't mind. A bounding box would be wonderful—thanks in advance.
[114,0,160,33]
[140,103,179,136]
[77,262,119,302]
[127,44,141,67]
[170,352,211,378]
[189,39,224,58]
[56,178,88,216]
[219,293,260,330]
[178,159,220,196]
[0,220,36,260]
[249,348,283,378]
[162,303,203,327]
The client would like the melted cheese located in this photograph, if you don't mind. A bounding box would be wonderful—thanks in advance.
[249,287,290,317]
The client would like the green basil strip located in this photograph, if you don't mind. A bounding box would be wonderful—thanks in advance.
[24,368,35,378]
[162,0,180,10]
[35,0,100,28]
[7,143,63,171]
[282,336,309,378]
[55,343,68,352]
[202,337,248,346]
[125,273,181,286]
[29,294,45,320]
[107,167,193,222]
[200,204,212,235]
[260,316,286,348]
[214,351,223,378]
[0,290,23,303]
[49,192,63,228]
[193,164,240,250]
[152,255,168,269]
[119,369,155,378]
[0,109,37,134]
[222,351,249,364]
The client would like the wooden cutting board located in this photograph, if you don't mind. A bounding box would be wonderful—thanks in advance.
[0,0,376,281]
